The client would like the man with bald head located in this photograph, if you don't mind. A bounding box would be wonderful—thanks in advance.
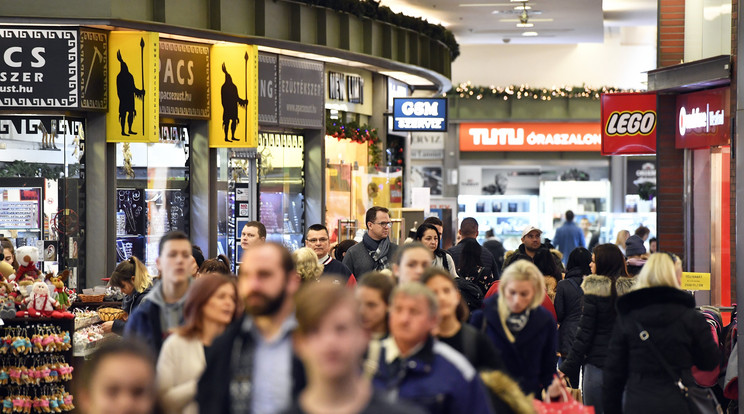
[197,242,305,414]
[447,217,499,287]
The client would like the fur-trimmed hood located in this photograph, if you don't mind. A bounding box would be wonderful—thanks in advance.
[581,275,635,297]
[504,245,563,265]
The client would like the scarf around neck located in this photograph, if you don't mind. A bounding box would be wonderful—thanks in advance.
[363,233,391,271]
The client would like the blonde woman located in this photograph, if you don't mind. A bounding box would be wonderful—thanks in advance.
[292,247,324,283]
[104,257,153,335]
[614,230,630,256]
[470,260,558,397]
[602,253,720,414]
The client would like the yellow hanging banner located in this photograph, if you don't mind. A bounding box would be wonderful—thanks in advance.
[209,44,258,148]
[106,31,160,142]
[680,272,711,291]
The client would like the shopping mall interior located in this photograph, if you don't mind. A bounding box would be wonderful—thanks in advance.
[0,0,741,412]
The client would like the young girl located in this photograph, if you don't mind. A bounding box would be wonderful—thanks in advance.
[356,272,395,339]
[104,257,153,335]
[156,274,240,414]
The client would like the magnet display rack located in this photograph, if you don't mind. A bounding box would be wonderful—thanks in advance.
[0,317,75,413]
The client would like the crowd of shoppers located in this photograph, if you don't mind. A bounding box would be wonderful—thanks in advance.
[74,207,725,414]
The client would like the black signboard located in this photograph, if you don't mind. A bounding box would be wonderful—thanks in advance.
[0,26,78,108]
[79,28,107,110]
[258,53,278,125]
[347,74,363,104]
[278,56,324,129]
[159,40,210,119]
[328,71,344,101]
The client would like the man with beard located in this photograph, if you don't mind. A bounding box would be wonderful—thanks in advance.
[197,243,304,414]
[502,226,544,270]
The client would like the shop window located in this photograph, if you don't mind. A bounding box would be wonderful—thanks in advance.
[0,116,85,288]
[115,125,190,275]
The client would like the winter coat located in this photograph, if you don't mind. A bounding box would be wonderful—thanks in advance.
[502,245,565,274]
[553,221,585,264]
[112,286,151,335]
[342,239,398,279]
[448,238,500,286]
[372,336,494,414]
[196,317,306,414]
[559,275,635,379]
[124,283,187,355]
[602,287,720,414]
[554,269,584,358]
[470,295,558,397]
[157,333,205,414]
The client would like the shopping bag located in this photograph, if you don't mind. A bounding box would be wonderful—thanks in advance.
[533,378,594,414]
[565,378,582,404]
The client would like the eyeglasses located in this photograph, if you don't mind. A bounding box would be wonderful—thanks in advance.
[375,222,393,228]
[306,238,329,244]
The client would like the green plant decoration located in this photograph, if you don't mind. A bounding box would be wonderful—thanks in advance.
[326,117,381,169]
[638,182,656,201]
[0,161,64,179]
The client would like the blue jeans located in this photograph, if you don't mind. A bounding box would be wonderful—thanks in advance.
[582,363,604,414]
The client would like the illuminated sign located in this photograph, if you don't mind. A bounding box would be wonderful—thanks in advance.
[393,98,447,132]
[459,122,601,152]
[600,92,657,155]
[675,86,730,149]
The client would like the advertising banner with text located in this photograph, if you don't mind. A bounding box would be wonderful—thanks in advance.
[459,122,601,152]
[159,40,210,119]
[278,56,324,129]
[209,44,258,148]
[106,31,160,143]
[600,92,657,155]
[676,86,730,149]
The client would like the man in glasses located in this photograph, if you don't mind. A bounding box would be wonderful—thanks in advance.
[343,206,399,280]
[306,224,355,285]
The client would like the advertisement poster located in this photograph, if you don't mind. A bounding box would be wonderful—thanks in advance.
[278,56,324,129]
[410,166,443,195]
[0,26,78,108]
[159,40,210,118]
[79,28,108,110]
[209,44,258,148]
[107,31,160,142]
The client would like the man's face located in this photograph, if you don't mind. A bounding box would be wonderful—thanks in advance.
[580,219,591,232]
[238,245,298,316]
[240,225,265,250]
[305,229,330,259]
[79,354,156,414]
[392,247,432,284]
[367,211,391,240]
[295,300,368,382]
[156,239,192,286]
[522,230,542,251]
[389,294,437,351]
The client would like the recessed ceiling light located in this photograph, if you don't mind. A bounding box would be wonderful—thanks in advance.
[516,22,534,28]
[514,4,531,9]
[522,31,538,36]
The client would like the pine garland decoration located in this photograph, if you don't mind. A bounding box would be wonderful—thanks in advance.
[326,116,382,168]
[448,83,633,101]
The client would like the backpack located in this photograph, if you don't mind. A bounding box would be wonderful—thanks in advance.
[455,277,484,311]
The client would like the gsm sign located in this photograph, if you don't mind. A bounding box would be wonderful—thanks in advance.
[605,111,656,136]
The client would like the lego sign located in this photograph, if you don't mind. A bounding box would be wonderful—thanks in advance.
[600,92,657,155]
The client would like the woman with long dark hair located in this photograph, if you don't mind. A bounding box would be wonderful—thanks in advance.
[414,223,458,278]
[559,244,635,414]
[104,257,153,335]
[156,274,240,414]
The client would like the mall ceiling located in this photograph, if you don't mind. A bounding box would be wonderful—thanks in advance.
[379,0,657,44]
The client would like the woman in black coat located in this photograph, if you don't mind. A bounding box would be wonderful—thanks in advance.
[553,247,592,387]
[603,253,720,414]
[559,244,634,414]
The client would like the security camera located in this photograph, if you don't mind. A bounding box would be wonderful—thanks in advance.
[503,38,511,43]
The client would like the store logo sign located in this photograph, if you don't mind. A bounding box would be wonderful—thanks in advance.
[675,86,730,149]
[678,105,724,136]
[393,98,447,132]
[600,93,657,155]
[459,122,601,152]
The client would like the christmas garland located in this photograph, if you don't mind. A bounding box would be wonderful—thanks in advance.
[326,117,382,168]
[448,83,633,101]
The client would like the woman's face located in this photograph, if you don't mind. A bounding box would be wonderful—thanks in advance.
[202,283,237,326]
[425,275,460,321]
[421,229,439,252]
[3,248,13,265]
[394,248,432,284]
[504,280,535,314]
[590,254,596,275]
[356,286,388,334]
[80,354,155,414]
[119,280,135,296]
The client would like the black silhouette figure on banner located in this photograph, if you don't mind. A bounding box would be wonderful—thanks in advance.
[116,50,145,136]
[221,63,248,142]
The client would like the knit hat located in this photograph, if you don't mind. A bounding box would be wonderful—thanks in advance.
[624,235,646,257]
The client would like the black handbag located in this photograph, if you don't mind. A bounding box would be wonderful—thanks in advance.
[634,321,723,414]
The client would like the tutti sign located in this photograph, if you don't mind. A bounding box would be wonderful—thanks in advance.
[600,92,657,155]
[676,86,730,149]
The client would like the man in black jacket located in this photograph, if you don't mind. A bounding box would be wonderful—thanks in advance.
[197,242,304,414]
[448,217,499,281]
[306,223,354,283]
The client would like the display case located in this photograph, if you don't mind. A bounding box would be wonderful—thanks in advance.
[457,194,538,251]
[596,212,657,248]
[539,181,611,242]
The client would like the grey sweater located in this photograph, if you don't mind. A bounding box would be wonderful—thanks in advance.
[342,239,398,280]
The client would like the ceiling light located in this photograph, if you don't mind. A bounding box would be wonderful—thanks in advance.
[522,31,538,36]
[514,4,531,9]
[516,22,534,27]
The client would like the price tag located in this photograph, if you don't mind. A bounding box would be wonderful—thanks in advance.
[680,272,711,291]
